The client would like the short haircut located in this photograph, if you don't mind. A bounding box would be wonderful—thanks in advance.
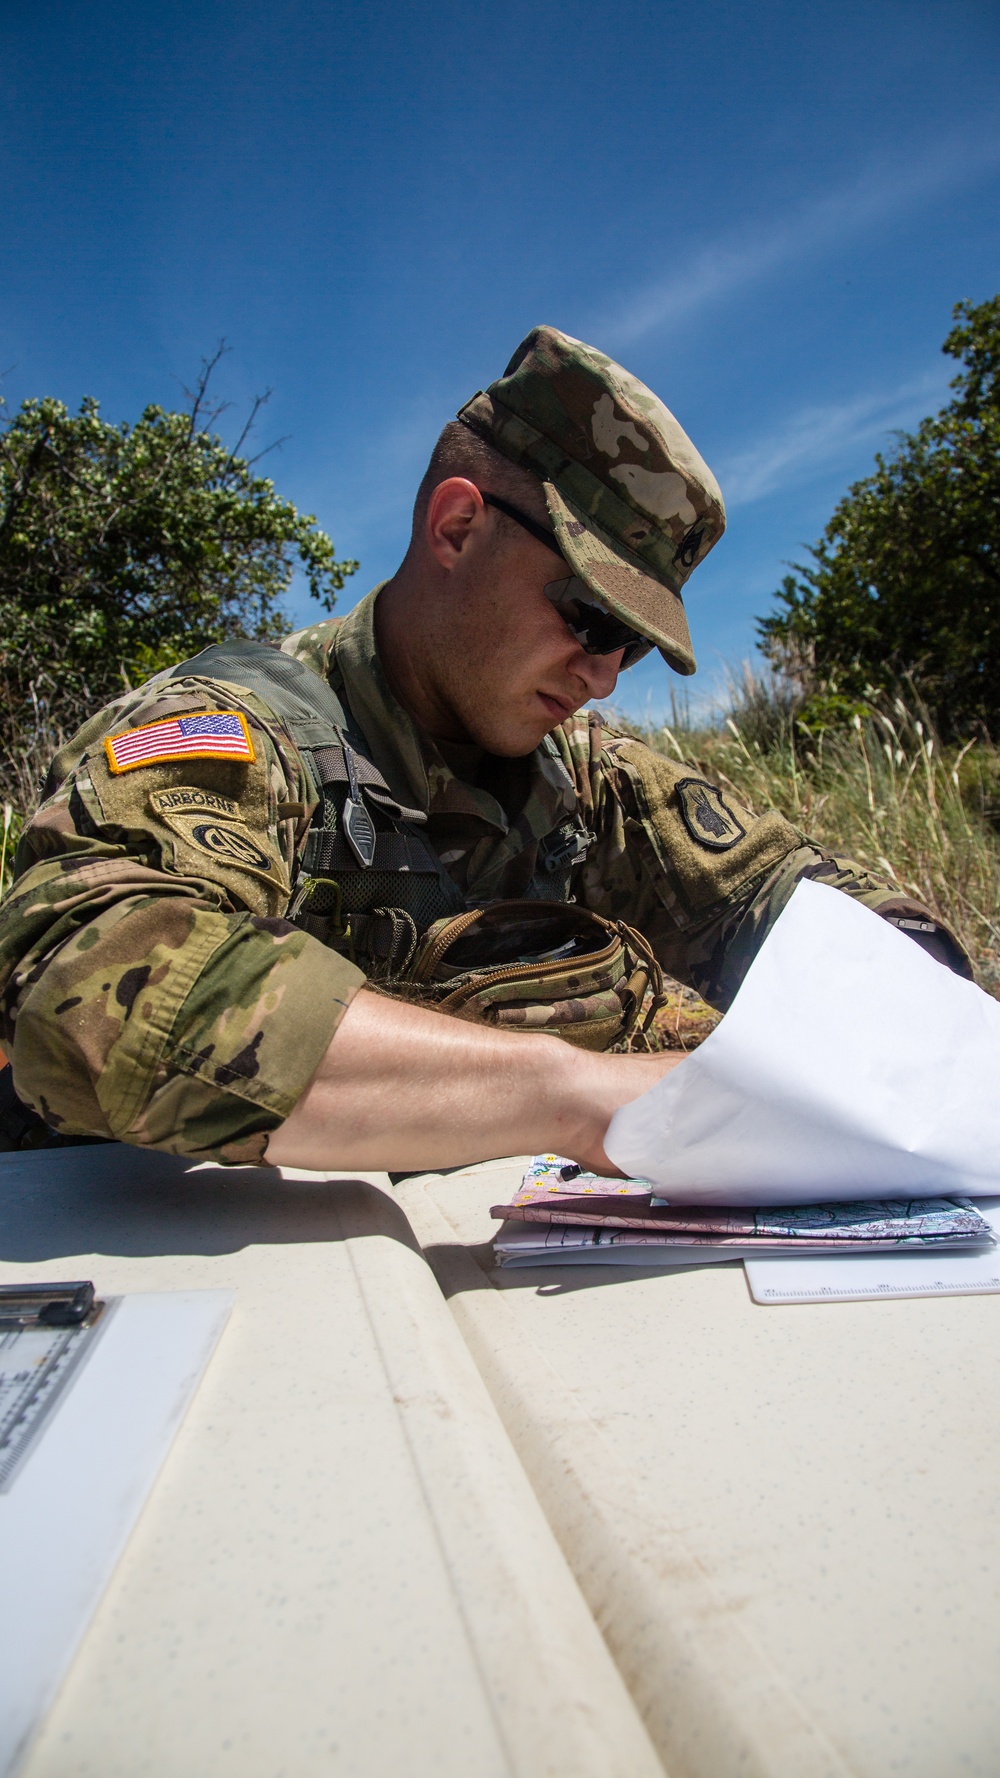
[411,420,546,543]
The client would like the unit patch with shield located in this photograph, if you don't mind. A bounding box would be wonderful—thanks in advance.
[674,777,747,851]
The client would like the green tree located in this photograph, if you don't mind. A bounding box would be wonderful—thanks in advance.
[758,296,1000,738]
[0,351,357,803]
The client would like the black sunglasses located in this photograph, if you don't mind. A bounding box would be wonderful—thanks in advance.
[480,492,652,670]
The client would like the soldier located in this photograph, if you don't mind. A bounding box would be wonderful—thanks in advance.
[0,328,968,1173]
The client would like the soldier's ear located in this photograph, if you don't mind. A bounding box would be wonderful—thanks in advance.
[425,478,486,569]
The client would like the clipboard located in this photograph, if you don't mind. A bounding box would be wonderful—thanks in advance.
[0,1287,233,1778]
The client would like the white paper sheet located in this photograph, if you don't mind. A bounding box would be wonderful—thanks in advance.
[493,1222,740,1267]
[606,879,1000,1205]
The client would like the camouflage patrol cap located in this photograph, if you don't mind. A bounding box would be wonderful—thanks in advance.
[456,325,725,675]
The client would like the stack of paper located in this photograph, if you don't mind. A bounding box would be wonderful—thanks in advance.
[491,1156,995,1270]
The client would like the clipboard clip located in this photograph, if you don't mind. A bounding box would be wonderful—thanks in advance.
[0,1281,97,1329]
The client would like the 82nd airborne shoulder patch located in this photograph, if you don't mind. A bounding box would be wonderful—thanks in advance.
[675,777,747,851]
[148,787,289,892]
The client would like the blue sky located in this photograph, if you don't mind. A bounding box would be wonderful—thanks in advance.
[2,0,998,720]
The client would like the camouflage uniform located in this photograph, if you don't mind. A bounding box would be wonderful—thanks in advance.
[0,328,967,1163]
[0,585,964,1163]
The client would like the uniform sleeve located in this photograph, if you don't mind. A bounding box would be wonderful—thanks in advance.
[0,674,365,1164]
[566,731,971,1011]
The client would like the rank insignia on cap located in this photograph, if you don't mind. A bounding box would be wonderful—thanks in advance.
[675,777,746,851]
[104,711,255,774]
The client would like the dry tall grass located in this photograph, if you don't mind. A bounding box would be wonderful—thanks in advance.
[0,674,100,895]
[632,674,1000,997]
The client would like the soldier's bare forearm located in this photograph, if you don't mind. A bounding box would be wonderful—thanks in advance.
[265,988,685,1174]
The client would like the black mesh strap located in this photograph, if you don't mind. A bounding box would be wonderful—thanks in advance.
[310,744,426,824]
[311,745,386,786]
[302,829,438,873]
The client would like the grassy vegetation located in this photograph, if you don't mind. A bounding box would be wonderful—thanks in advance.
[623,668,1000,1040]
[0,679,77,895]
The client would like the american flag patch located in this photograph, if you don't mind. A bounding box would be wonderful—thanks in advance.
[104,711,255,774]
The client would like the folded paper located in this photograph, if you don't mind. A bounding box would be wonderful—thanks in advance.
[605,879,1000,1205]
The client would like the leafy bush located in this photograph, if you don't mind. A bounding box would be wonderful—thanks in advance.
[0,351,357,806]
[758,295,1000,739]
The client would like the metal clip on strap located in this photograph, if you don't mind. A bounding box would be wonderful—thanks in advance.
[309,744,427,825]
[341,746,377,868]
[541,820,591,873]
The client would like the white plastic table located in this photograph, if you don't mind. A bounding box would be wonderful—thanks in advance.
[400,1156,1000,1778]
[0,1145,659,1778]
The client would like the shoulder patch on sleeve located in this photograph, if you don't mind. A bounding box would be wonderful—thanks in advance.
[675,778,746,850]
[608,739,800,917]
[148,788,288,891]
[105,711,255,774]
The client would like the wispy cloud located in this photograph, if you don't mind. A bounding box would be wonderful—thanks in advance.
[600,134,1000,347]
[719,369,949,508]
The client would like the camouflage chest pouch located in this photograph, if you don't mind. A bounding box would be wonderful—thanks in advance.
[386,900,665,1051]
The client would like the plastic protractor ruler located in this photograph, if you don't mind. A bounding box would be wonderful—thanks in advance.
[0,1310,111,1492]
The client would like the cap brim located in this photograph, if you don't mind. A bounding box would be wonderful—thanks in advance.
[543,484,696,677]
